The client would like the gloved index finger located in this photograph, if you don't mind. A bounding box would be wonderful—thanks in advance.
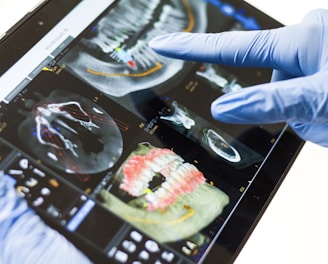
[149,29,303,76]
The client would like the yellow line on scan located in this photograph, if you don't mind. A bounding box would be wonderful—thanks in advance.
[182,0,195,32]
[86,0,193,78]
[125,205,195,225]
[86,62,162,77]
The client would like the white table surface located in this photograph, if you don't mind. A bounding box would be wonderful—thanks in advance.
[236,1,328,263]
[1,1,328,263]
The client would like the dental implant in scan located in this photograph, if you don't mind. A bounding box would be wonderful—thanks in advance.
[100,142,229,243]
[17,90,123,175]
[60,0,208,97]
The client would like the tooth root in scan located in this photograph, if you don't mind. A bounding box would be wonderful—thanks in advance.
[160,101,196,129]
[100,142,229,243]
[18,90,123,175]
[61,0,208,97]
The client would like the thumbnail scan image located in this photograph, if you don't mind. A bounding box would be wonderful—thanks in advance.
[17,90,123,174]
[202,128,241,163]
[100,142,229,243]
[60,0,208,97]
[159,100,262,168]
[196,63,243,94]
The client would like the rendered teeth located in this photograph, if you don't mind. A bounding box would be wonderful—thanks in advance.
[160,182,172,192]
[103,15,130,32]
[122,168,154,196]
[120,145,208,211]
[153,155,171,167]
[120,4,151,26]
[136,53,152,68]
[155,21,183,33]
[146,160,161,173]
[162,153,181,164]
[130,41,158,69]
[151,25,169,36]
[118,34,130,42]
[165,4,186,18]
[160,5,174,21]
[166,173,182,184]
[165,11,188,23]
[92,0,188,69]
[170,172,185,185]
[145,193,156,203]
[171,159,183,171]
[159,5,186,29]
[131,180,148,196]
[92,37,115,53]
[176,164,195,183]
[155,187,167,200]
[111,35,125,45]
[131,52,146,68]
[140,170,154,183]
[155,7,186,32]
[145,30,163,42]
[183,164,198,178]
[142,46,162,64]
[134,0,159,23]
[149,0,160,8]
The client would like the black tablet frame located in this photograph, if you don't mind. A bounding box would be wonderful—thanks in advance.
[0,1,304,263]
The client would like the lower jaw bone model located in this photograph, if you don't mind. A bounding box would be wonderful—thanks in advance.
[101,143,229,243]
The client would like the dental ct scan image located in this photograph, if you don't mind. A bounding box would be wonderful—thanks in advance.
[0,0,305,263]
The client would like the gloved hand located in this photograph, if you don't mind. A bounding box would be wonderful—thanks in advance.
[149,9,328,148]
[0,173,91,264]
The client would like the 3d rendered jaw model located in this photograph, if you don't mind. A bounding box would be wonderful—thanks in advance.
[61,0,208,97]
[18,90,123,175]
[100,143,229,243]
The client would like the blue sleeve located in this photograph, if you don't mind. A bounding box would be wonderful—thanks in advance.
[0,173,92,263]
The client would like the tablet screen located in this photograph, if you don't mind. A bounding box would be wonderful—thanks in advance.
[0,0,303,263]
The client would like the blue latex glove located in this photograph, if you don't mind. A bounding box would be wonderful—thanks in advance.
[149,9,328,147]
[0,174,91,264]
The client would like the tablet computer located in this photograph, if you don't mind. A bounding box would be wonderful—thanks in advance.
[0,0,304,263]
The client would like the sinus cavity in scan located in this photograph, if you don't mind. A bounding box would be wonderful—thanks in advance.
[60,0,208,97]
[18,90,123,175]
[100,142,229,243]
